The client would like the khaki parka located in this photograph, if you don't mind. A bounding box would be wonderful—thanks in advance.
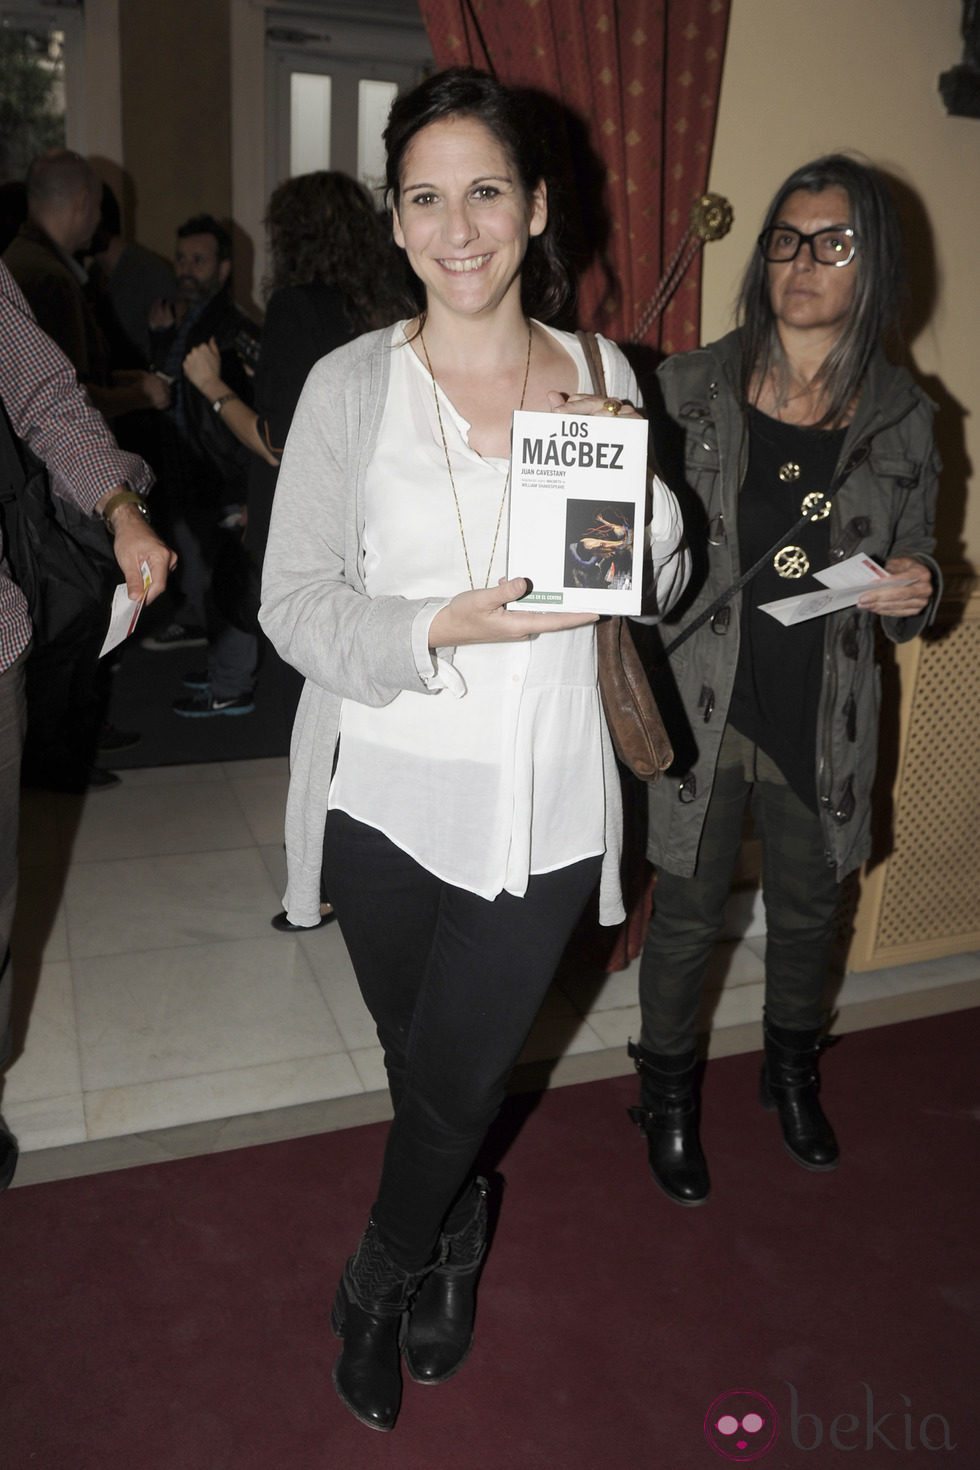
[645,329,941,882]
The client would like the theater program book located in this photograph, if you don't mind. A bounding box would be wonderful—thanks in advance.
[506,408,649,615]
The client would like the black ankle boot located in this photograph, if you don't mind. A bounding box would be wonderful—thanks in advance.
[760,1013,839,1171]
[627,1040,710,1205]
[330,1220,433,1431]
[404,1177,489,1385]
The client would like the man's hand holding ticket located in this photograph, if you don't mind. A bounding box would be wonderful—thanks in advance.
[99,559,151,657]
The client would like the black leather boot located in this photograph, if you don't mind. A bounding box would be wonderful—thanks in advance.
[760,1013,839,1171]
[404,1176,489,1385]
[330,1220,434,1431]
[627,1040,710,1205]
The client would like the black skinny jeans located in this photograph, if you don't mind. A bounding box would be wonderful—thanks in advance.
[639,725,842,1056]
[323,809,602,1270]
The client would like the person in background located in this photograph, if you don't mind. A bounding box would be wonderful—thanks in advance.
[85,182,175,573]
[142,213,258,676]
[4,150,170,787]
[0,182,27,254]
[260,68,688,1431]
[88,181,176,371]
[4,151,170,421]
[180,171,409,764]
[631,155,941,1207]
[0,258,175,1189]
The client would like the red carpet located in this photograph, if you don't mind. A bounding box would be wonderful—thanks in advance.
[2,1009,977,1469]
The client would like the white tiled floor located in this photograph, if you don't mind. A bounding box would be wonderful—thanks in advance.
[6,757,979,1185]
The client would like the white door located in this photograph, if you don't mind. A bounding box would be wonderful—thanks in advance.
[266,7,433,202]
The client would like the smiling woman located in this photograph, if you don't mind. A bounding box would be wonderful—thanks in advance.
[258,66,688,1433]
[390,114,547,337]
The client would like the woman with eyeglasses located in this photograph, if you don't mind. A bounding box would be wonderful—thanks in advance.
[630,155,941,1205]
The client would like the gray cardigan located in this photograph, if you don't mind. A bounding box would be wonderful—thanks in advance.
[260,324,659,928]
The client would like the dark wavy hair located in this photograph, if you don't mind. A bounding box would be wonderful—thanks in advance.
[736,154,904,428]
[383,66,571,324]
[263,170,410,331]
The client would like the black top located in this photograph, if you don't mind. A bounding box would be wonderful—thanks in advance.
[728,406,846,810]
[246,281,356,562]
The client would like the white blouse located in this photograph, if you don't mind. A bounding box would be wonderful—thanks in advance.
[328,323,612,900]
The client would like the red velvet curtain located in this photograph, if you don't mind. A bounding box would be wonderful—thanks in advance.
[414,0,730,354]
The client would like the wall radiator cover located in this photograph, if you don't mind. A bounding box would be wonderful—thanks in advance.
[849,584,980,969]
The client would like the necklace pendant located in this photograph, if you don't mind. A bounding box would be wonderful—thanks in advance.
[420,322,534,590]
[801,490,831,521]
[773,545,810,579]
[778,461,801,483]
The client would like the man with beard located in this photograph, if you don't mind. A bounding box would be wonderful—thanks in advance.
[142,214,259,708]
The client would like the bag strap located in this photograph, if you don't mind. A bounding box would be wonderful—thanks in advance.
[0,392,29,505]
[658,435,874,661]
[0,395,30,577]
[576,328,607,398]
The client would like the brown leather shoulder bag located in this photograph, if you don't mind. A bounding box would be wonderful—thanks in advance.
[576,329,673,780]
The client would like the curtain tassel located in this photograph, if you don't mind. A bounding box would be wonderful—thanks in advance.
[633,192,733,343]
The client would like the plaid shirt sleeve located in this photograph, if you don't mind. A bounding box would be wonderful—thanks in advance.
[0,260,155,669]
[0,260,154,507]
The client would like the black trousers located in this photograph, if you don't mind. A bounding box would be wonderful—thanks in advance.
[323,809,602,1269]
[21,612,106,792]
[639,725,842,1055]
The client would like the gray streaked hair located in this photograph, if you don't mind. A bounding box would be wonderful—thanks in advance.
[736,154,904,427]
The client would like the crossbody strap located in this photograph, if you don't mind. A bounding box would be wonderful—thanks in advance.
[575,332,872,662]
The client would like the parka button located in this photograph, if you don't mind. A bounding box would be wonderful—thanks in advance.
[831,776,856,824]
[678,774,697,804]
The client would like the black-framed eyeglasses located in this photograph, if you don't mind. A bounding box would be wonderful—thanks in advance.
[758,225,857,267]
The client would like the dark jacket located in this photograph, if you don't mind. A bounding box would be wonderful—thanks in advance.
[4,221,109,385]
[646,328,942,882]
[150,286,257,501]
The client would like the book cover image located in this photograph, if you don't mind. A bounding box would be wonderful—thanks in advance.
[564,500,636,594]
[507,408,648,614]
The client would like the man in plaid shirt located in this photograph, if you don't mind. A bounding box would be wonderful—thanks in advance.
[0,258,175,1191]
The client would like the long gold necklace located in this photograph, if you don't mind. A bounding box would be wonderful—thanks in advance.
[419,322,533,590]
